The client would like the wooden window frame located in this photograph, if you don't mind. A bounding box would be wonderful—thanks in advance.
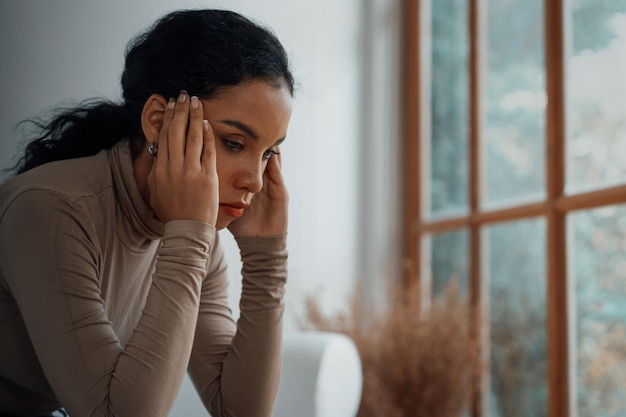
[401,0,626,416]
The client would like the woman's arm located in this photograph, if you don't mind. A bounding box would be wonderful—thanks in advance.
[188,234,287,417]
[0,190,214,416]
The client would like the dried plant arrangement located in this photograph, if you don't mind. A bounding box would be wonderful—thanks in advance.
[302,280,481,417]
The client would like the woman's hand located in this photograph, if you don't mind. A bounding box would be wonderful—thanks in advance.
[228,150,288,238]
[147,91,219,225]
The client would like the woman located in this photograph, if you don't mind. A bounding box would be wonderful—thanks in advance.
[0,9,293,417]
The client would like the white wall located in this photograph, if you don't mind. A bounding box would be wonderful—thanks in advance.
[0,0,402,326]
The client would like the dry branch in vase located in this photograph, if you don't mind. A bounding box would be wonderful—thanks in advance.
[302,280,482,417]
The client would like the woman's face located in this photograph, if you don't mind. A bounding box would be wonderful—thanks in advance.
[203,80,292,230]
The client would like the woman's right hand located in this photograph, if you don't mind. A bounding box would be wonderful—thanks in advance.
[147,91,219,225]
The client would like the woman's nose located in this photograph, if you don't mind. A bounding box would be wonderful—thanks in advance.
[234,161,264,194]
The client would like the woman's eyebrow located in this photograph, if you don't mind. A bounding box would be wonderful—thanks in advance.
[216,119,258,140]
[217,119,287,146]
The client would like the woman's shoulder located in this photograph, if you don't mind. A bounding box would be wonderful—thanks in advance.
[0,150,113,216]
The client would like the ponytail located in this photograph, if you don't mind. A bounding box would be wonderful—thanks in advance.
[11,99,141,175]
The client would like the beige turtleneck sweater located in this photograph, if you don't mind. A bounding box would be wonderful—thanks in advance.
[0,140,287,417]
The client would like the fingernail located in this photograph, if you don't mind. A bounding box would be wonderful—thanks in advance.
[191,96,199,109]
[168,97,176,109]
[203,120,209,131]
[178,90,188,102]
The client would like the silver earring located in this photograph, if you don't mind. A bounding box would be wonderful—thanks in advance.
[147,143,158,158]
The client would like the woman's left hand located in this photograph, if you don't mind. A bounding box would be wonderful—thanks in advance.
[228,150,288,238]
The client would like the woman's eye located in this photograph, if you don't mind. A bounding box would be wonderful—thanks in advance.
[224,140,243,152]
[263,149,279,160]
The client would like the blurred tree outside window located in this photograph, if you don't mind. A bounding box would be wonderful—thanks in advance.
[406,0,626,416]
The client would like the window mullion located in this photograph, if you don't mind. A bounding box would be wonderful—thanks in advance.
[469,0,486,415]
[544,0,570,416]
[402,0,421,290]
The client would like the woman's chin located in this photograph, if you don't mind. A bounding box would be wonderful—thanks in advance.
[215,216,234,231]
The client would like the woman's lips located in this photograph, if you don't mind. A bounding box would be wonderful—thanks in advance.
[219,204,246,218]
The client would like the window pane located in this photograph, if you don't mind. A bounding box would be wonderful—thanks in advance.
[429,0,469,217]
[484,0,546,208]
[485,218,547,417]
[426,229,471,417]
[431,229,469,297]
[570,205,626,417]
[567,1,626,192]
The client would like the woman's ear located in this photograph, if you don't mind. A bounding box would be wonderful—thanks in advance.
[141,94,168,142]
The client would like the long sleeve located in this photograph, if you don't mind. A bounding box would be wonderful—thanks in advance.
[0,189,215,417]
[188,235,287,417]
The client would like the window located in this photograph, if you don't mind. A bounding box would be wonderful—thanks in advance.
[402,1,626,416]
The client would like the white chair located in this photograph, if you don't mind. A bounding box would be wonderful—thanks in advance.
[273,331,362,417]
[169,331,363,417]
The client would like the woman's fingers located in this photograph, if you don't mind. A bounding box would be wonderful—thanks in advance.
[185,96,205,170]
[155,97,176,165]
[201,118,219,225]
[201,119,217,172]
[168,91,191,166]
[169,92,211,172]
[266,147,286,189]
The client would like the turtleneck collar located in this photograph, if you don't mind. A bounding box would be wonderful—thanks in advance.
[109,140,164,241]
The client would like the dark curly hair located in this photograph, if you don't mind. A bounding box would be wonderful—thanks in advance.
[11,9,294,175]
